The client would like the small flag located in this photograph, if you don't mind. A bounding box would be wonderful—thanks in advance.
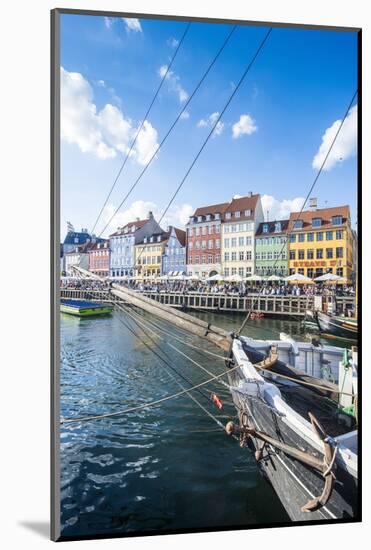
[67,221,75,233]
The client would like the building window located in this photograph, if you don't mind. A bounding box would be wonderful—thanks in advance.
[208,240,213,249]
[201,255,206,264]
[298,250,305,260]
[307,232,314,242]
[326,248,333,259]
[215,239,220,248]
[195,227,200,236]
[195,255,199,264]
[312,218,322,228]
[202,226,207,235]
[215,254,221,263]
[231,237,237,247]
[246,267,252,276]
[188,227,193,237]
[298,268,304,275]
[235,211,240,218]
[336,230,343,240]
[263,224,269,233]
[238,236,244,246]
[224,268,230,277]
[216,225,220,234]
[245,209,251,217]
[316,232,323,241]
[206,214,211,221]
[307,249,314,260]
[224,238,230,248]
[189,242,193,250]
[307,268,314,279]
[289,234,296,243]
[298,233,305,242]
[289,250,295,260]
[208,254,213,264]
[224,252,230,262]
[197,216,202,222]
[238,267,244,277]
[336,247,343,259]
[316,249,323,259]
[332,215,343,225]
[215,213,220,220]
[246,237,252,246]
[293,220,303,230]
[261,252,267,260]
[256,252,261,260]
[225,212,231,220]
[201,241,206,249]
[275,222,281,232]
[239,251,244,261]
[336,267,343,277]
[326,231,333,240]
[267,251,273,260]
[231,252,237,261]
[246,251,252,260]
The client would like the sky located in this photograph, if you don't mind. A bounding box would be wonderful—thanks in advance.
[60,13,358,240]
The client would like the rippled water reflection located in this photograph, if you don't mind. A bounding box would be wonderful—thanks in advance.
[60,309,297,538]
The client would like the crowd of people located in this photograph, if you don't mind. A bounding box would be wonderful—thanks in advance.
[61,277,355,297]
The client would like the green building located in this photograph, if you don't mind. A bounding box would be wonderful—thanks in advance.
[255,220,289,277]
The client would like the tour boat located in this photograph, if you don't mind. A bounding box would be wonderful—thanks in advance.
[60,299,113,317]
[226,336,358,522]
[315,310,358,341]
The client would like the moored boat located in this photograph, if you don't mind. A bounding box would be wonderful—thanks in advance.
[316,310,358,341]
[60,299,113,317]
[225,336,358,522]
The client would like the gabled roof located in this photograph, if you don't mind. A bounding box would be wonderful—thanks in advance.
[172,226,186,247]
[192,202,229,218]
[88,240,110,252]
[63,230,91,245]
[288,206,350,231]
[109,219,148,237]
[137,231,170,245]
[222,194,260,221]
[255,219,289,236]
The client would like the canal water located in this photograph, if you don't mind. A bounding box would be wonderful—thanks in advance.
[59,308,338,538]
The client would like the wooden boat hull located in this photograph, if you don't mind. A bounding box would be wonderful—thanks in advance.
[316,311,358,341]
[228,340,358,522]
[60,299,113,317]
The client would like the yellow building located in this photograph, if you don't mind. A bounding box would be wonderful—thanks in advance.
[135,232,169,277]
[288,206,353,281]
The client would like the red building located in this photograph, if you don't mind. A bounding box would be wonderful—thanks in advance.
[88,241,110,277]
[186,202,229,277]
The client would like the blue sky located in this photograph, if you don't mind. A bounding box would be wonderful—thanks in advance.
[60,14,358,239]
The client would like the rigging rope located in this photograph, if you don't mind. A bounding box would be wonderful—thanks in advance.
[98,25,237,237]
[237,88,358,337]
[133,27,272,266]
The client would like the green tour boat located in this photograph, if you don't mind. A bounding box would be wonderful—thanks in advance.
[61,299,113,317]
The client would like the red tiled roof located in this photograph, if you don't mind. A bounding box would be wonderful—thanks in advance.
[173,227,186,246]
[192,202,229,217]
[109,218,148,237]
[222,194,260,221]
[288,206,350,231]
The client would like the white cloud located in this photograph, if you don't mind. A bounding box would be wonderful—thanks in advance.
[180,111,190,120]
[122,18,142,33]
[197,112,224,137]
[97,79,106,87]
[104,17,113,29]
[261,195,306,221]
[61,67,159,164]
[102,201,194,236]
[158,64,188,103]
[312,105,357,171]
[232,114,258,139]
[167,37,179,48]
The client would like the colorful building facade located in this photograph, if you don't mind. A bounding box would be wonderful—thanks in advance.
[109,212,163,277]
[161,226,186,275]
[221,194,264,278]
[186,202,227,278]
[255,220,289,277]
[287,206,353,281]
[88,241,110,277]
[135,231,169,277]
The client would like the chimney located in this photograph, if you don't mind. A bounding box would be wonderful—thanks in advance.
[247,191,252,198]
[136,217,140,221]
[148,211,153,218]
[309,197,317,210]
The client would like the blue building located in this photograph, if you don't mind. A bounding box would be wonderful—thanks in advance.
[109,212,163,277]
[161,226,186,275]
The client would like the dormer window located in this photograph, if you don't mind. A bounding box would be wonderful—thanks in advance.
[150,236,154,243]
[157,236,161,242]
[293,220,303,230]
[206,214,211,221]
[131,226,135,232]
[235,211,240,218]
[244,209,251,216]
[332,215,342,226]
[275,222,281,232]
[312,218,322,228]
[262,223,269,233]
[197,216,202,222]
[225,212,231,220]
[143,237,147,243]
[74,237,78,243]
[215,213,220,220]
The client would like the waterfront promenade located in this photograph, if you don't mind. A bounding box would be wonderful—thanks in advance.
[60,288,355,317]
